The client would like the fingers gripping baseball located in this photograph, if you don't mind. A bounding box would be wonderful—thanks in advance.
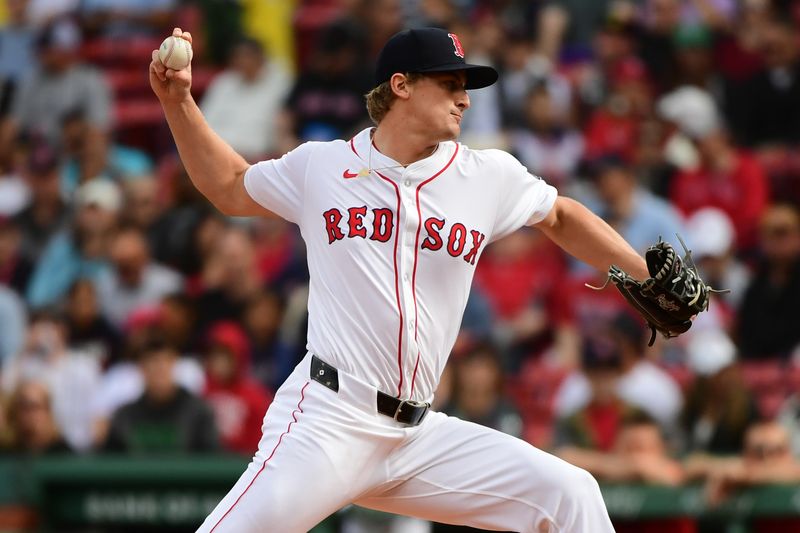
[149,28,193,104]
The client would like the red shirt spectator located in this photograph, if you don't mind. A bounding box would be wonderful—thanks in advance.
[203,322,273,455]
[553,271,629,339]
[583,58,651,164]
[670,151,768,249]
[474,232,564,320]
[583,110,640,164]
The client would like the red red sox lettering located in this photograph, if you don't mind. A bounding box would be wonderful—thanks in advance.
[323,207,486,265]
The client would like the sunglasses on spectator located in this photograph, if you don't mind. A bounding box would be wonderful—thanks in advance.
[745,443,789,460]
[761,225,797,239]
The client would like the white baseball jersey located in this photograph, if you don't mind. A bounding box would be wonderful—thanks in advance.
[244,127,557,401]
[199,128,614,533]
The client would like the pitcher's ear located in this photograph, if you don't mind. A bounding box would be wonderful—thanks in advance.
[390,73,412,100]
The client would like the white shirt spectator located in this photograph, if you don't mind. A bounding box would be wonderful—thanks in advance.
[91,358,206,421]
[201,60,292,159]
[96,263,183,329]
[3,347,102,452]
[555,360,683,428]
[26,0,79,27]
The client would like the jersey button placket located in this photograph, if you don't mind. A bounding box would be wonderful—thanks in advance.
[401,174,418,350]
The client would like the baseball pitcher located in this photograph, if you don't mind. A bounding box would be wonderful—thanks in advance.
[150,26,709,533]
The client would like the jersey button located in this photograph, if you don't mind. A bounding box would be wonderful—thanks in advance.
[404,180,411,187]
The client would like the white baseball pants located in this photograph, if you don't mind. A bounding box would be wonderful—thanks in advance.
[197,353,615,533]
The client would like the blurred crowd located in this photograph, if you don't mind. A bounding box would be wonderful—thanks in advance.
[1,0,800,531]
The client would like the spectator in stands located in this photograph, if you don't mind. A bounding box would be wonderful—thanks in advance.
[727,9,800,152]
[64,278,120,364]
[2,380,71,454]
[0,285,26,367]
[0,0,36,119]
[59,108,153,194]
[559,410,691,533]
[0,215,33,295]
[548,0,618,56]
[0,18,112,172]
[556,312,683,433]
[352,0,405,59]
[558,411,685,485]
[90,314,205,447]
[201,37,292,161]
[672,24,720,96]
[279,21,372,148]
[148,161,216,277]
[251,217,308,290]
[95,226,183,329]
[738,203,800,360]
[681,329,758,455]
[196,226,262,329]
[637,0,681,90]
[2,310,102,452]
[121,175,162,247]
[80,0,175,39]
[509,83,584,188]
[474,228,565,370]
[580,4,640,107]
[202,321,272,455]
[26,178,121,308]
[443,343,523,438]
[13,139,68,261]
[25,0,79,27]
[158,293,198,357]
[242,290,294,391]
[497,32,571,131]
[553,338,634,452]
[105,336,218,453]
[583,57,652,164]
[580,154,685,255]
[662,86,769,250]
[685,208,750,317]
[701,421,800,512]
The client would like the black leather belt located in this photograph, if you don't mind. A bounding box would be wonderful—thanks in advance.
[310,354,430,426]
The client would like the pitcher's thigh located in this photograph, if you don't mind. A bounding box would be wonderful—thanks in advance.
[356,413,614,533]
[196,381,354,533]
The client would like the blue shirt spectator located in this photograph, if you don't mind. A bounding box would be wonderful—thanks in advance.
[0,285,27,366]
[26,180,120,308]
[578,156,685,256]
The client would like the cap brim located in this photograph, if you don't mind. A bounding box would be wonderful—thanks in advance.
[418,63,499,90]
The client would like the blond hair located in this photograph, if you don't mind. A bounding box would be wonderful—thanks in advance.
[365,73,424,125]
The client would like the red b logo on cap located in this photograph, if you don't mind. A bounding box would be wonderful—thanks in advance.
[448,33,465,58]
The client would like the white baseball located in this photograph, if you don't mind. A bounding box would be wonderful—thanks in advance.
[158,35,193,71]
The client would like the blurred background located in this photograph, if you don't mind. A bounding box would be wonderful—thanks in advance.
[1,0,800,532]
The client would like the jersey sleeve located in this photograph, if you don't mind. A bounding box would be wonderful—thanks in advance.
[243,142,318,224]
[491,151,558,241]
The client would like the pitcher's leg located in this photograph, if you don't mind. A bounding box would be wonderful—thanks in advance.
[356,412,613,533]
[197,378,358,533]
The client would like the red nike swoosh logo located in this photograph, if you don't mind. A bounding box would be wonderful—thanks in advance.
[343,169,359,179]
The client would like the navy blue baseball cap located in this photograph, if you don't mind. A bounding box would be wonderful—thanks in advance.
[375,28,498,90]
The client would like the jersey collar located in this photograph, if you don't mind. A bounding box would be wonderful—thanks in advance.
[349,128,457,180]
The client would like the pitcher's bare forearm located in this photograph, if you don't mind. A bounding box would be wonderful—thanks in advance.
[162,97,266,216]
[536,197,648,279]
[150,28,268,217]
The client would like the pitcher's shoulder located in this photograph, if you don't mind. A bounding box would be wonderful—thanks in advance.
[456,143,521,171]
